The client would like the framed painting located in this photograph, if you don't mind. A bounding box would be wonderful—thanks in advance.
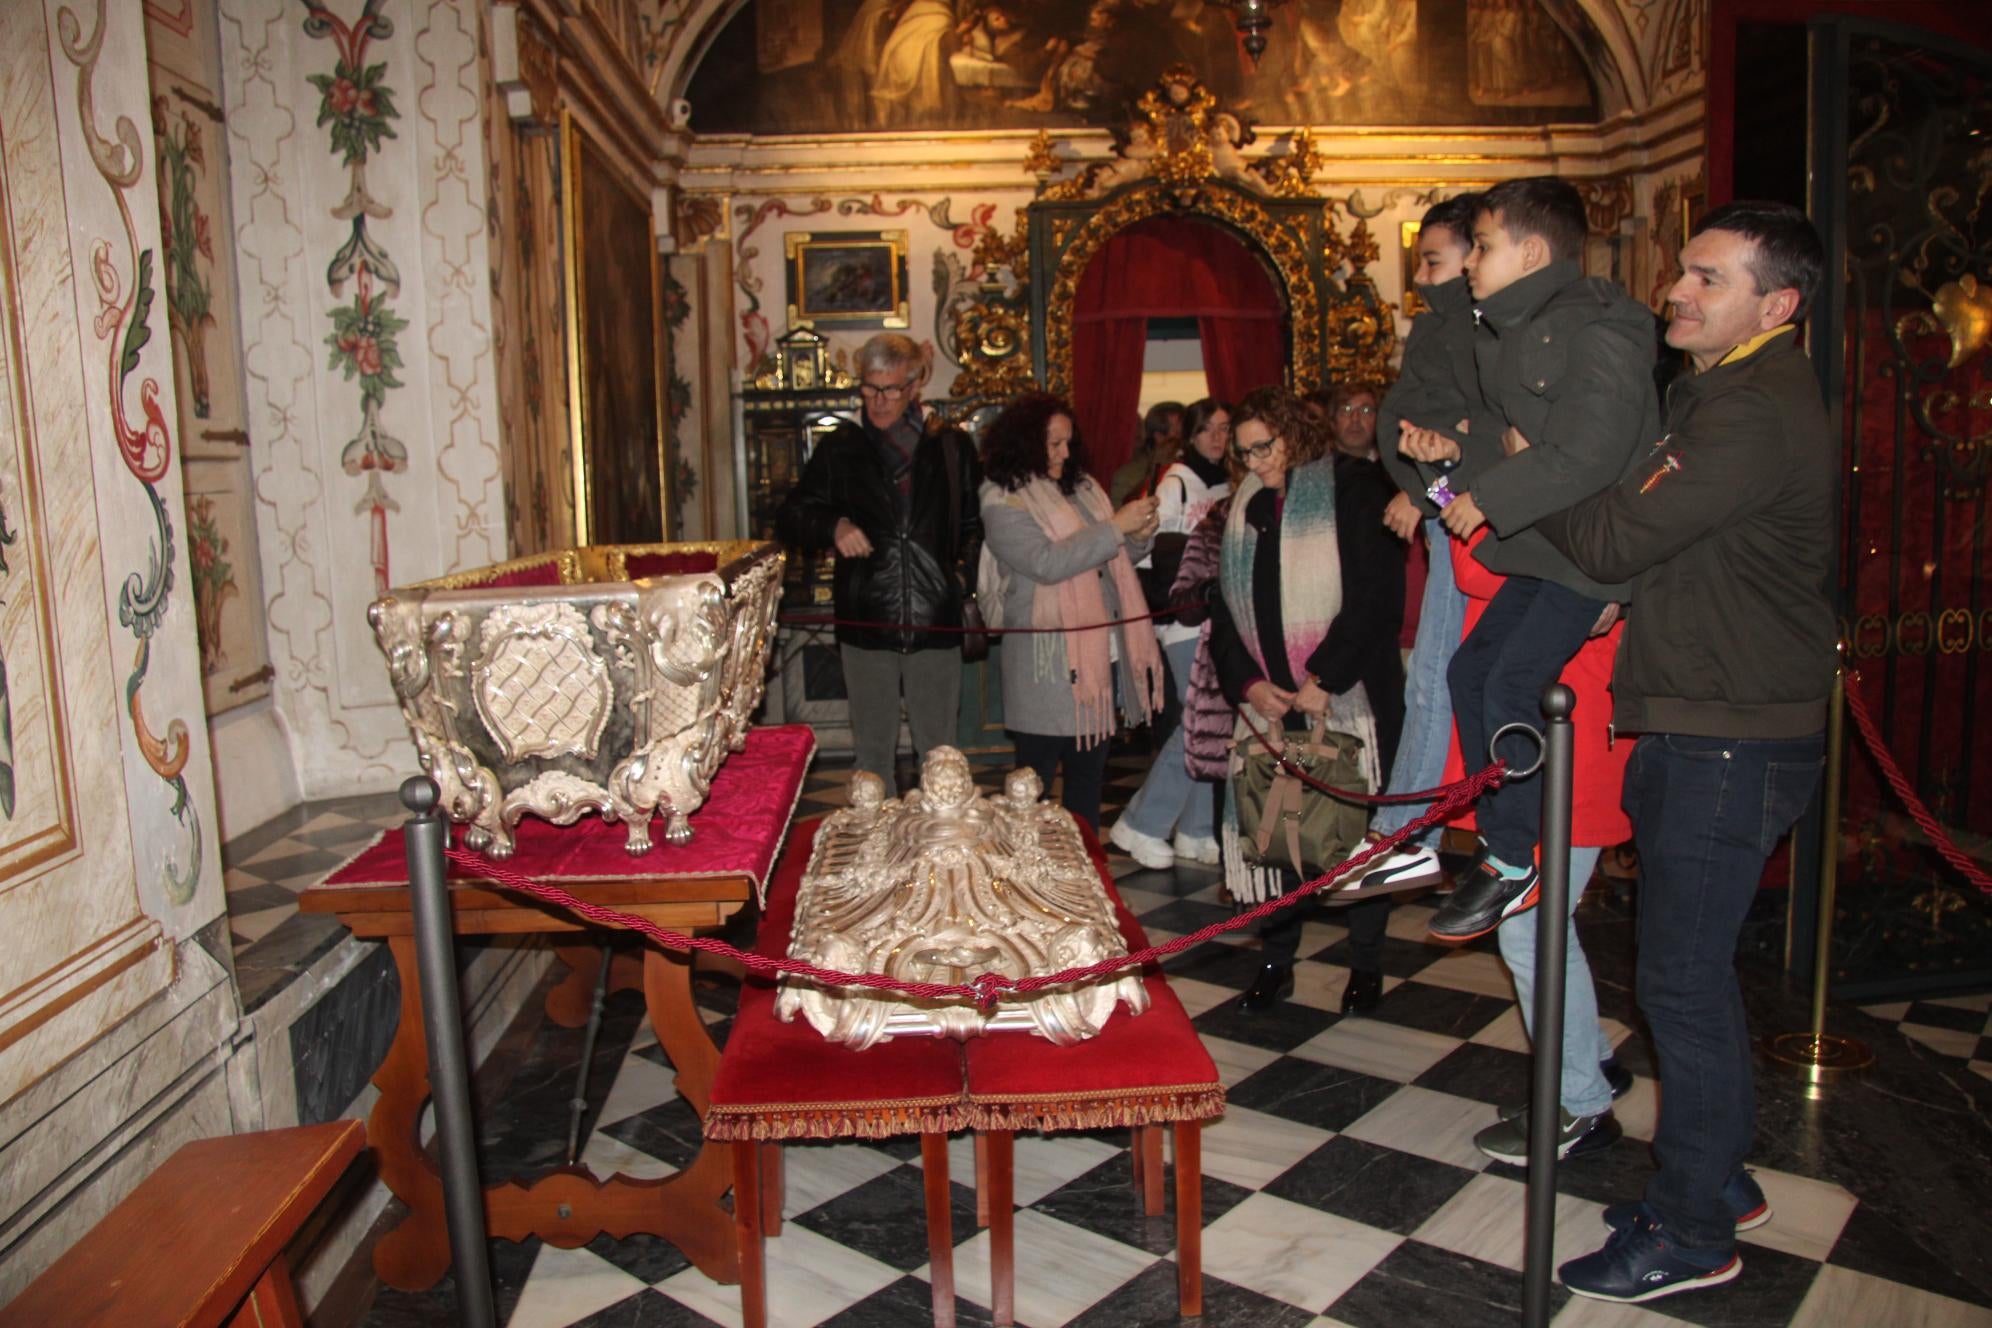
[785,229,910,329]
[562,110,668,546]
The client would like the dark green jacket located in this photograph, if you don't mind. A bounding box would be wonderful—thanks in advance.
[1538,331,1835,739]
[1466,260,1660,601]
[1378,276,1500,513]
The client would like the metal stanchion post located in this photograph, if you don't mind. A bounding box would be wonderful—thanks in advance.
[1522,684,1575,1328]
[402,776,498,1328]
[1765,664,1874,1088]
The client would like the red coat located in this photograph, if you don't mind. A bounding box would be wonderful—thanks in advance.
[1440,529,1633,848]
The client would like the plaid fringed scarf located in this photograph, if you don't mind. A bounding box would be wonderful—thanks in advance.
[1009,474,1167,747]
[1216,459,1379,901]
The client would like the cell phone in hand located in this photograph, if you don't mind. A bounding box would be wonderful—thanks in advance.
[1427,475,1457,509]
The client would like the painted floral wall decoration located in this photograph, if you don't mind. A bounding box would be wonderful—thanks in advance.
[301,0,407,594]
[185,494,237,677]
[152,97,215,419]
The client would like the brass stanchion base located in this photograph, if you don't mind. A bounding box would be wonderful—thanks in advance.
[1763,1031,1875,1086]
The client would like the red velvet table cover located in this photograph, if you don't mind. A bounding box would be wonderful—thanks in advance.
[963,823,1223,1131]
[704,816,1224,1142]
[706,818,971,1141]
[320,725,815,903]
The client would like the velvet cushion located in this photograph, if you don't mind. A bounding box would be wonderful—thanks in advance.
[706,818,971,1139]
[456,561,564,590]
[962,824,1223,1128]
[625,550,720,578]
[322,725,815,895]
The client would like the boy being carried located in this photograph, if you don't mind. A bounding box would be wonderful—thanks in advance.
[1402,176,1659,941]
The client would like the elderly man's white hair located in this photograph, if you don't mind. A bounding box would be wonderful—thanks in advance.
[856,332,927,381]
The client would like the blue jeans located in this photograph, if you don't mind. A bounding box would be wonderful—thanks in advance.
[1627,732,1824,1250]
[1373,519,1468,843]
[1448,576,1606,867]
[1498,845,1611,1116]
[1120,636,1214,842]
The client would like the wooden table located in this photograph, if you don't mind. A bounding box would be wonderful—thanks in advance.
[0,1121,364,1327]
[708,817,1222,1328]
[300,725,814,1292]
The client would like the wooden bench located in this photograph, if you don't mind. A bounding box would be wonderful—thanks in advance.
[707,818,1222,1327]
[0,1120,364,1328]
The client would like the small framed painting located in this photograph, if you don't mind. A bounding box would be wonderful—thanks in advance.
[786,229,910,329]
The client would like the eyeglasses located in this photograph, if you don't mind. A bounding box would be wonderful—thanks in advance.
[1335,403,1376,417]
[1233,438,1278,463]
[859,380,915,401]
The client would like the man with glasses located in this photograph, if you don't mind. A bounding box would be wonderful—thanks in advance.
[778,333,981,795]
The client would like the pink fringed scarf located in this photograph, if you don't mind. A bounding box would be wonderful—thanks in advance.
[1010,475,1167,747]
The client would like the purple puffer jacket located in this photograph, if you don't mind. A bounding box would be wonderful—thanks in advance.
[1172,498,1233,781]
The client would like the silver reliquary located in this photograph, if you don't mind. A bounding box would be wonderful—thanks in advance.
[774,748,1151,1049]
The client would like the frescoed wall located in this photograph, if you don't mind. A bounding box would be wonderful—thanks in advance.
[685,0,1602,135]
[217,0,507,797]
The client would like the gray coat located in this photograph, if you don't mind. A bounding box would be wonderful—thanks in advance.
[979,480,1153,737]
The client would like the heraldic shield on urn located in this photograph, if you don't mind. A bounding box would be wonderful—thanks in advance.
[776,747,1151,1049]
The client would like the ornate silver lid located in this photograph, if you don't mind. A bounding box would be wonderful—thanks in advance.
[774,747,1150,1049]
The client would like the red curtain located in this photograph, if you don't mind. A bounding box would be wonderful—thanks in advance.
[1070,217,1287,483]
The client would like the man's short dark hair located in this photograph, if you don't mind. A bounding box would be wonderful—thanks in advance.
[1477,177,1587,263]
[1420,192,1481,250]
[1143,401,1184,442]
[1692,199,1825,322]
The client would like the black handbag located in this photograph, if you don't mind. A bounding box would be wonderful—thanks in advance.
[1137,531,1191,622]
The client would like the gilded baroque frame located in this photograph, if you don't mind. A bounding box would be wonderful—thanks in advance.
[560,109,669,548]
[1029,179,1327,396]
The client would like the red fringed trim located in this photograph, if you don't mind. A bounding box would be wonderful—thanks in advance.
[703,1095,973,1142]
[964,1085,1225,1133]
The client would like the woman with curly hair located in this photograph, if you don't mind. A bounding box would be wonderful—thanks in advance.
[979,393,1166,830]
[1209,386,1399,1013]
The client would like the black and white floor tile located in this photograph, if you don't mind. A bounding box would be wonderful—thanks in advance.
[217,747,1992,1328]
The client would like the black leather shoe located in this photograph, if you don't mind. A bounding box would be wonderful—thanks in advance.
[1602,1057,1634,1100]
[1341,967,1384,1014]
[1238,963,1295,1011]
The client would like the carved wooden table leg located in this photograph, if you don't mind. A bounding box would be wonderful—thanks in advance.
[1133,1123,1165,1216]
[920,1133,957,1328]
[985,1130,1015,1327]
[369,935,454,1291]
[1174,1121,1203,1318]
[760,1143,784,1237]
[732,1143,768,1328]
[224,1252,305,1328]
[368,935,741,1291]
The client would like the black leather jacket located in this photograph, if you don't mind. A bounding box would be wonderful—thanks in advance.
[776,413,982,652]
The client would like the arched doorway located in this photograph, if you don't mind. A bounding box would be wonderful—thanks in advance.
[1069,216,1288,481]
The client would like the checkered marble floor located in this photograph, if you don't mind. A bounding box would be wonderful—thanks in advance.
[218,750,1992,1328]
[1855,991,1992,1086]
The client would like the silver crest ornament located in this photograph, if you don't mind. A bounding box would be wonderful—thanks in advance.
[775,748,1151,1049]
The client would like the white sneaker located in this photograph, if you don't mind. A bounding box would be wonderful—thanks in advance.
[1357,842,1445,893]
[1110,818,1175,870]
[1174,833,1221,865]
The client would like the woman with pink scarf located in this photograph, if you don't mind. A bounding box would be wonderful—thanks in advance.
[978,394,1168,830]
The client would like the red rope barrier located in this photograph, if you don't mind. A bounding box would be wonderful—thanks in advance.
[1842,676,1992,895]
[778,597,1204,636]
[440,760,1506,1009]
